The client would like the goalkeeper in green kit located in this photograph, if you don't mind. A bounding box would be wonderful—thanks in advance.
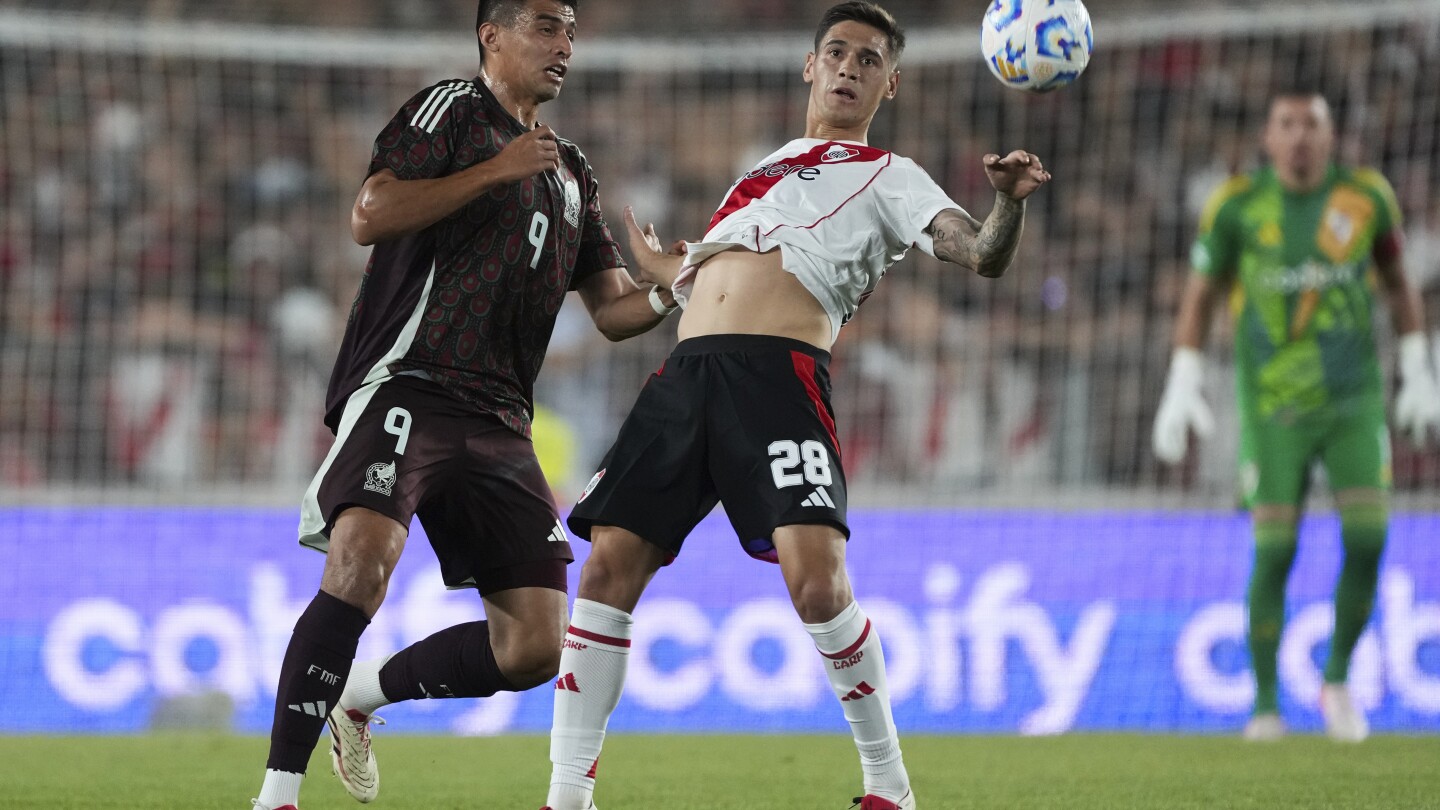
[1153,88,1440,742]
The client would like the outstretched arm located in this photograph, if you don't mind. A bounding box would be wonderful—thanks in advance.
[926,150,1049,278]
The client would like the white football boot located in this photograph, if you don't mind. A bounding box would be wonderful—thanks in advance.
[327,702,384,802]
[1320,683,1369,742]
[1241,713,1286,741]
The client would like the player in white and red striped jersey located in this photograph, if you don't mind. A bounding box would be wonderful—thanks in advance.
[677,138,970,338]
[545,4,1050,809]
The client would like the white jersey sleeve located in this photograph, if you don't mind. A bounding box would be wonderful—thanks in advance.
[673,139,962,339]
[872,154,965,261]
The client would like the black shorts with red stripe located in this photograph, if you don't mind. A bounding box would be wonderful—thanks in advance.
[567,334,849,563]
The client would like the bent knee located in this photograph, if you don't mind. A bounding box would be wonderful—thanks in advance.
[495,637,563,689]
[789,581,853,625]
[576,530,664,608]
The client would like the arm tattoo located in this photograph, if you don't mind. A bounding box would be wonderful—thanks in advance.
[927,194,1025,278]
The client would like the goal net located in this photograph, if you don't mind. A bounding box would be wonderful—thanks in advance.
[2,3,1438,507]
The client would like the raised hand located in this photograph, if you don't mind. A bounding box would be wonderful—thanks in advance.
[625,206,665,256]
[622,206,683,289]
[983,150,1051,200]
[492,124,562,182]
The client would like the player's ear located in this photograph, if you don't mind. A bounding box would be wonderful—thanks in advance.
[803,51,815,84]
[478,21,502,58]
[885,69,900,100]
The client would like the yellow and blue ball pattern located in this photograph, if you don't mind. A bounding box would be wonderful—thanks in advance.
[982,0,1092,93]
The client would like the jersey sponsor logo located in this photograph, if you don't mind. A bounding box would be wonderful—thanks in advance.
[710,141,882,230]
[577,468,605,503]
[1259,260,1359,293]
[364,461,397,496]
[563,178,582,228]
[741,161,822,181]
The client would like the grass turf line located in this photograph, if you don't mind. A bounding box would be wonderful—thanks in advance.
[2,733,1437,809]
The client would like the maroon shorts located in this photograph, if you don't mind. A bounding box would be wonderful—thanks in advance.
[299,374,571,594]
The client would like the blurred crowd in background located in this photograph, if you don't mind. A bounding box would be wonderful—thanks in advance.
[2,2,1439,503]
[4,0,1270,34]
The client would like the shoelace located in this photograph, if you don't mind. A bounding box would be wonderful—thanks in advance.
[341,713,385,755]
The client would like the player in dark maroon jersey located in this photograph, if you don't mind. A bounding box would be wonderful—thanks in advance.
[250,2,678,808]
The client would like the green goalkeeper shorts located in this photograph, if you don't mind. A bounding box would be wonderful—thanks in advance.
[1238,400,1391,508]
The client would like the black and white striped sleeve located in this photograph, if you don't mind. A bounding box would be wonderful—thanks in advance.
[366,80,475,181]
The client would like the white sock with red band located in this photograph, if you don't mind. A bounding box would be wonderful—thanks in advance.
[804,600,910,801]
[547,598,633,810]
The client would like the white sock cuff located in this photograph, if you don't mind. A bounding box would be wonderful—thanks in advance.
[569,599,634,646]
[803,600,868,654]
[344,654,393,715]
[258,768,304,808]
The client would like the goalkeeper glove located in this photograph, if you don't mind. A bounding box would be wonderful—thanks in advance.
[1153,346,1216,464]
[1394,332,1440,448]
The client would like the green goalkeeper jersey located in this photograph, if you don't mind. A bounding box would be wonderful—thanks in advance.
[1191,164,1404,423]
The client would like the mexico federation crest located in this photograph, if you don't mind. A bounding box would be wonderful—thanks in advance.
[577,468,605,503]
[563,178,581,228]
[364,461,397,496]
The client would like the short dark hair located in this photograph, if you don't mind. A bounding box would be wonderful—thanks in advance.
[1270,82,1327,107]
[813,2,905,67]
[476,0,578,61]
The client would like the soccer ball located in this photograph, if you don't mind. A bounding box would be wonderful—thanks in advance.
[981,0,1093,93]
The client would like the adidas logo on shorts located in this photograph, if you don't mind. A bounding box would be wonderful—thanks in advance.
[801,487,836,508]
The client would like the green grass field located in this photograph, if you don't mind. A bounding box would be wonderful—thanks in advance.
[4,733,1438,809]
